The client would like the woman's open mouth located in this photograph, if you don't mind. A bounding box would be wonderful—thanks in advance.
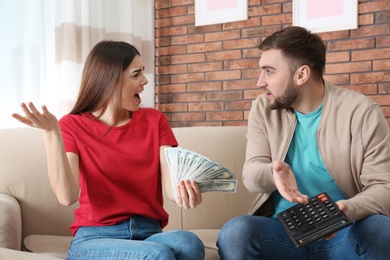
[135,93,142,104]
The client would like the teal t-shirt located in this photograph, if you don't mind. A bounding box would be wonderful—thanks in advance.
[271,104,347,218]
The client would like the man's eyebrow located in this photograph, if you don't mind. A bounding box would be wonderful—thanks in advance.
[260,65,275,70]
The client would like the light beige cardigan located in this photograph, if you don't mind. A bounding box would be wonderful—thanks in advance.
[243,80,390,221]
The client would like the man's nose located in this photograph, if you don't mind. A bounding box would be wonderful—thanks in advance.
[257,72,266,89]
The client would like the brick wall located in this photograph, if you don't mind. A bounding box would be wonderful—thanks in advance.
[154,0,390,127]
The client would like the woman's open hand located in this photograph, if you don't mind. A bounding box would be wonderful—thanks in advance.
[12,102,59,132]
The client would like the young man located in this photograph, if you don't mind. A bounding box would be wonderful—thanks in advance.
[217,26,390,259]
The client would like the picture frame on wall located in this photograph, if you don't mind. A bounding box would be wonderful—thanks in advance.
[195,0,248,26]
[293,0,358,33]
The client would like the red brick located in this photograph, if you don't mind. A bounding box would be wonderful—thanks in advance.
[343,84,378,95]
[156,45,187,56]
[171,15,194,26]
[171,0,193,7]
[244,90,264,100]
[156,84,187,94]
[155,26,187,37]
[369,95,390,106]
[379,83,390,94]
[359,1,390,14]
[224,59,259,70]
[155,37,170,47]
[188,62,223,73]
[156,93,173,104]
[205,30,241,42]
[222,17,261,30]
[188,102,224,111]
[326,52,350,63]
[207,91,243,101]
[206,50,242,61]
[155,18,171,28]
[242,69,260,79]
[377,11,390,23]
[323,75,350,85]
[223,79,258,90]
[157,103,187,112]
[373,60,390,71]
[242,25,282,38]
[154,0,171,9]
[187,42,222,53]
[173,93,207,102]
[351,24,390,38]
[157,64,187,75]
[171,73,205,83]
[325,61,372,74]
[206,111,243,121]
[351,48,390,61]
[249,4,282,16]
[262,13,291,25]
[155,75,171,85]
[351,72,390,84]
[156,56,171,66]
[359,14,375,25]
[172,112,206,122]
[381,107,390,117]
[328,38,375,52]
[155,6,188,19]
[190,24,222,34]
[171,53,205,64]
[223,38,261,50]
[283,2,292,12]
[171,34,204,45]
[205,70,241,81]
[377,36,390,47]
[188,82,223,92]
[225,100,253,110]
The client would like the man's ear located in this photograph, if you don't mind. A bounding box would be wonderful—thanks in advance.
[296,65,310,86]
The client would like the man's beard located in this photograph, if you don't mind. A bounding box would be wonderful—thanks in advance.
[269,77,298,110]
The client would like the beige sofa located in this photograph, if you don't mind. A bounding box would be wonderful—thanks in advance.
[0,126,257,259]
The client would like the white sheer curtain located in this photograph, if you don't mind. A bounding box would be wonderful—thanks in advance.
[0,0,154,129]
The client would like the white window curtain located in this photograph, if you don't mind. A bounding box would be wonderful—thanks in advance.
[0,0,155,129]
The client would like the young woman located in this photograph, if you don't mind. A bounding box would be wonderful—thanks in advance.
[13,41,205,259]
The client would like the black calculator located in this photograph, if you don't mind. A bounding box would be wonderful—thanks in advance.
[277,192,352,248]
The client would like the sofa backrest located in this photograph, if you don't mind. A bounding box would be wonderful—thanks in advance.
[0,127,77,245]
[165,126,257,231]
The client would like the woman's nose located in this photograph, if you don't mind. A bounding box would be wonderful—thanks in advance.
[142,75,148,85]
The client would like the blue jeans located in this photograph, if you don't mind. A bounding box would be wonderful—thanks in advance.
[217,214,390,260]
[67,215,205,259]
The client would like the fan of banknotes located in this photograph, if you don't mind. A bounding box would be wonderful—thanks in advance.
[164,147,237,194]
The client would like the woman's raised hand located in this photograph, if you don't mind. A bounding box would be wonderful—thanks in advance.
[12,102,59,132]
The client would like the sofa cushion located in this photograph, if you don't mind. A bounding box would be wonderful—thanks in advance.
[24,235,72,259]
[0,194,22,250]
[0,247,63,260]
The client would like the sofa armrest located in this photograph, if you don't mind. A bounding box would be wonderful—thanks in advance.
[0,193,22,250]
